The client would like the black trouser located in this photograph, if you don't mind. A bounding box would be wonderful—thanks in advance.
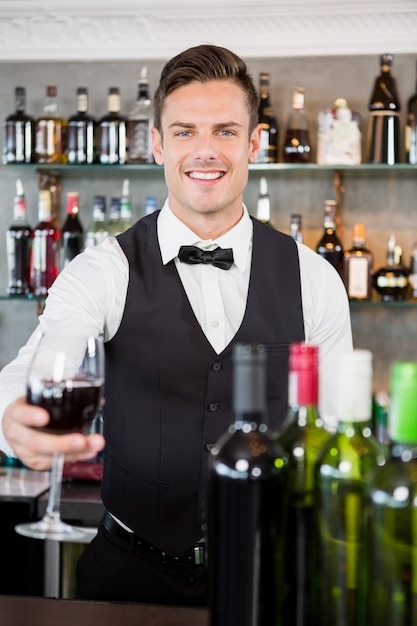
[75,516,208,606]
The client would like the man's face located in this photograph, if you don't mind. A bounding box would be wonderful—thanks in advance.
[152,79,261,227]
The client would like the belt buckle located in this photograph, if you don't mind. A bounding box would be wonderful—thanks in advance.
[193,545,205,565]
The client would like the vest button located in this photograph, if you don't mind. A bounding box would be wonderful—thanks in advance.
[204,442,215,452]
[211,362,222,372]
[207,402,219,412]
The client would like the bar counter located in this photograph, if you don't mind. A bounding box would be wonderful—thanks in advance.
[0,595,209,626]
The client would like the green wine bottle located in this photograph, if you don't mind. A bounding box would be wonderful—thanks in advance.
[276,342,331,626]
[365,361,417,626]
[315,349,385,626]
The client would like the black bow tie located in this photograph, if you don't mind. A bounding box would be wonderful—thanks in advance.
[178,245,234,270]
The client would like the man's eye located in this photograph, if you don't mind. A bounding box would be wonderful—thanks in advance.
[176,131,192,137]
[219,130,234,136]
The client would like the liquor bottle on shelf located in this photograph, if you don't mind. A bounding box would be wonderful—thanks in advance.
[2,86,34,164]
[373,234,409,302]
[343,223,374,301]
[283,86,311,163]
[31,189,60,296]
[34,84,67,164]
[119,178,133,232]
[6,179,33,296]
[405,60,417,165]
[97,87,127,164]
[290,213,303,243]
[144,195,158,215]
[366,54,401,165]
[315,199,344,275]
[207,343,288,626]
[84,195,108,248]
[66,87,96,164]
[317,97,362,166]
[61,191,84,269]
[276,342,331,626]
[408,241,417,301]
[256,176,272,225]
[372,389,390,448]
[315,349,385,626]
[107,197,122,237]
[126,65,154,164]
[256,71,279,163]
[366,362,417,626]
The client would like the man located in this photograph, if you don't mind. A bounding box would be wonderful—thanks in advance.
[0,44,352,605]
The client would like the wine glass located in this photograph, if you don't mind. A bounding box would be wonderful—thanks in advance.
[15,332,105,541]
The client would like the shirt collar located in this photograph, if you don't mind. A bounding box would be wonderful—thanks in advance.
[158,200,252,273]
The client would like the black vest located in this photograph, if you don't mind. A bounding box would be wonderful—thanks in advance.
[101,211,304,554]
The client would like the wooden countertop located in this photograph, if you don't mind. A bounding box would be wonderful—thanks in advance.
[0,595,209,626]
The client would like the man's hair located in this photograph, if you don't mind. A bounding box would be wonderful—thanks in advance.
[153,44,259,135]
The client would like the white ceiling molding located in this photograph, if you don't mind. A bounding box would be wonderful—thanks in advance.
[0,0,416,61]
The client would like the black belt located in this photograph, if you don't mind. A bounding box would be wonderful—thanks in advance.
[102,510,206,566]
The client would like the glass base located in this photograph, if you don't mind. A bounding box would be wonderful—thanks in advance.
[15,517,87,542]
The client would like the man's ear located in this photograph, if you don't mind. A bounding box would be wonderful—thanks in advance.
[248,124,262,163]
[151,127,164,165]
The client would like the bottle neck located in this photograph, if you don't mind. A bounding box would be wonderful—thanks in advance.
[337,420,373,435]
[77,92,88,113]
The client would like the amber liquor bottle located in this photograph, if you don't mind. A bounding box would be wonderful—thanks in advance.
[66,87,96,164]
[405,60,417,165]
[126,65,154,164]
[35,84,67,164]
[6,178,33,295]
[256,71,279,163]
[283,86,311,163]
[31,190,60,296]
[98,87,127,164]
[343,223,374,300]
[2,86,34,164]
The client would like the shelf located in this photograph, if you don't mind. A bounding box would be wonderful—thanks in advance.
[349,299,417,308]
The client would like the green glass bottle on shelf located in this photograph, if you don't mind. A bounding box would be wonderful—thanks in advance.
[365,361,417,626]
[315,349,385,626]
[276,342,331,626]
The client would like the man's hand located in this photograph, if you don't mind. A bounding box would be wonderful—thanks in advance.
[2,397,105,471]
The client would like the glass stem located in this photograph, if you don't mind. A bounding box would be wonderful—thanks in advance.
[45,452,64,520]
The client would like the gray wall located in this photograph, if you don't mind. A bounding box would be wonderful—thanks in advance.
[0,53,416,392]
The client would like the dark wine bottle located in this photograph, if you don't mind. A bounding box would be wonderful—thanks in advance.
[283,86,311,164]
[2,86,34,164]
[207,343,288,626]
[365,361,417,626]
[315,199,344,275]
[61,191,84,269]
[66,87,96,164]
[315,350,385,626]
[97,87,127,164]
[256,71,279,163]
[367,53,401,165]
[405,60,417,165]
[6,178,33,295]
[373,234,409,302]
[343,223,374,301]
[276,343,331,626]
[31,189,60,296]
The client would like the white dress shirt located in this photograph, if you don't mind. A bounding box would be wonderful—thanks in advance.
[0,201,352,456]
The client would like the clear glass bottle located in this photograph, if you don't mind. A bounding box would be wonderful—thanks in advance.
[35,84,67,164]
[366,361,417,626]
[256,71,279,164]
[343,223,374,301]
[31,189,60,296]
[317,97,362,166]
[144,195,158,215]
[283,86,311,164]
[61,191,84,269]
[256,176,271,225]
[2,86,34,164]
[207,343,288,626]
[315,199,344,275]
[290,213,303,243]
[405,60,417,165]
[6,178,33,295]
[97,87,127,164]
[119,178,133,232]
[126,65,154,164]
[107,197,122,237]
[276,343,331,626]
[84,195,108,248]
[66,87,96,164]
[373,234,409,302]
[367,54,401,165]
[315,349,385,626]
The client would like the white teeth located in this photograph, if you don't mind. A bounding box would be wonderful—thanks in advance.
[188,171,223,180]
